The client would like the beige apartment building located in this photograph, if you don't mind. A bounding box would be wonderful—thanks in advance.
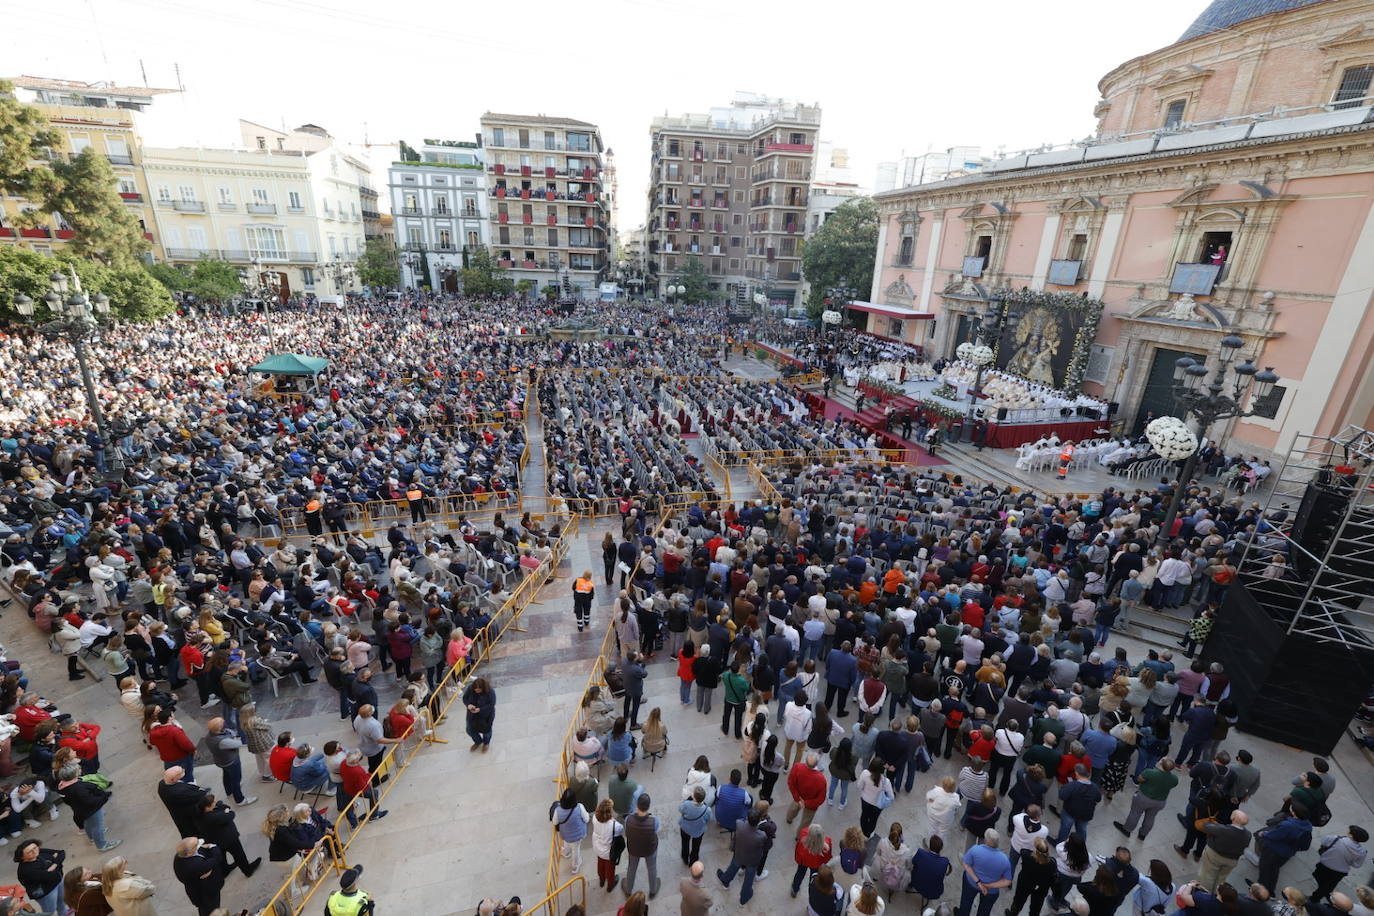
[0,77,168,261]
[479,113,610,298]
[647,94,821,308]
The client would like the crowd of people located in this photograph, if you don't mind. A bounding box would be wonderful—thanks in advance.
[551,459,1369,916]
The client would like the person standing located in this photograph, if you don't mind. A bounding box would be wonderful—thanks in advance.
[1007,836,1057,916]
[721,663,750,740]
[1113,759,1178,840]
[352,704,401,773]
[716,808,768,905]
[188,787,255,874]
[549,787,591,876]
[55,765,120,852]
[324,866,375,916]
[823,641,859,718]
[959,829,1013,916]
[1255,804,1314,895]
[1194,810,1251,892]
[1056,765,1101,842]
[100,857,156,916]
[204,718,258,808]
[172,837,226,916]
[622,653,647,730]
[785,752,827,836]
[678,786,712,866]
[623,793,660,899]
[1312,826,1369,903]
[148,709,197,780]
[323,648,353,721]
[573,571,595,632]
[13,839,64,916]
[680,860,712,916]
[158,766,209,838]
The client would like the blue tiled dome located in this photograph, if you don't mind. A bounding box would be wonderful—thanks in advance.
[1178,0,1331,41]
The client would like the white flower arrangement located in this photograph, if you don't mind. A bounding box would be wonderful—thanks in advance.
[1145,415,1199,460]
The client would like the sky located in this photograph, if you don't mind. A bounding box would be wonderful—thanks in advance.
[8,0,1206,230]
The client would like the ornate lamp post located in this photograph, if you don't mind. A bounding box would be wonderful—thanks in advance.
[664,283,685,304]
[13,269,117,470]
[1150,334,1280,544]
[322,257,355,297]
[959,298,1018,439]
[247,258,281,350]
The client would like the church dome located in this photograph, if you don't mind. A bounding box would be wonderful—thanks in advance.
[1177,0,1332,42]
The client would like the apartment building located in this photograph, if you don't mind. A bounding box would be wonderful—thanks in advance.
[0,77,168,260]
[479,113,610,298]
[646,94,821,308]
[389,139,489,290]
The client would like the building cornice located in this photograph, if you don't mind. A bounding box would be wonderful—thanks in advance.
[872,121,1374,211]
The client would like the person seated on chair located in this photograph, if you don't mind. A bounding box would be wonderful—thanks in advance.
[289,743,331,795]
[255,642,316,683]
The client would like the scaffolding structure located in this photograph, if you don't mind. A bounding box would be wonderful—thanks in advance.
[1235,425,1374,650]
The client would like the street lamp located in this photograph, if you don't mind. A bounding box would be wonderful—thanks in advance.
[1149,334,1280,544]
[664,283,685,303]
[322,257,355,297]
[13,268,117,472]
[962,298,1020,439]
[247,258,281,351]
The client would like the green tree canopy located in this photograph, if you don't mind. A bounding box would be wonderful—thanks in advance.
[356,238,401,290]
[460,247,514,298]
[147,262,189,293]
[183,258,242,304]
[802,197,879,317]
[1,82,150,267]
[541,283,560,301]
[0,247,174,321]
[680,255,710,303]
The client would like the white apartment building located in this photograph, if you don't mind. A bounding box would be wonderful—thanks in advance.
[388,140,488,291]
[143,146,326,299]
[874,146,985,192]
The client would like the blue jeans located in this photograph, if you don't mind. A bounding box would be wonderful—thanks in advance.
[888,692,908,721]
[82,806,108,847]
[827,775,849,805]
[34,883,62,915]
[680,679,693,704]
[172,754,196,783]
[1094,623,1111,646]
[220,758,245,803]
[466,720,491,746]
[801,638,821,664]
[718,860,758,904]
[958,876,1000,916]
[1056,813,1088,842]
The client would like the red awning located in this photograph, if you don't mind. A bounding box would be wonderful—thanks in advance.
[846,303,935,321]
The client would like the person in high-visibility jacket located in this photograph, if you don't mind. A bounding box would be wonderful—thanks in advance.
[324,866,375,916]
[573,569,596,632]
[405,486,426,524]
[1058,441,1076,480]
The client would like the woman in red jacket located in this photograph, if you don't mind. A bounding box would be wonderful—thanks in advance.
[790,825,833,897]
[338,749,387,829]
[676,641,696,706]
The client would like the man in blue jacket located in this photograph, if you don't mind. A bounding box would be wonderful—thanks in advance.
[824,641,859,718]
[714,769,753,841]
[1256,804,1313,894]
[1056,764,1102,841]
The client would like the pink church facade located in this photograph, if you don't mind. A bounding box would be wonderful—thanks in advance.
[869,0,1374,457]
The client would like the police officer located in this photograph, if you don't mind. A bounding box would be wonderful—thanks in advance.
[573,569,595,632]
[325,865,375,916]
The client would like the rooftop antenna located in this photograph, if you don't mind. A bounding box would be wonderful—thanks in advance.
[139,59,148,88]
[173,62,185,92]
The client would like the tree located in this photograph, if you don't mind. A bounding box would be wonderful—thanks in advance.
[460,247,514,298]
[184,258,242,304]
[802,197,879,318]
[516,278,535,298]
[356,238,401,290]
[0,248,174,321]
[680,255,711,303]
[0,80,60,202]
[0,82,148,267]
[398,140,421,163]
[46,150,150,267]
[147,262,189,294]
[541,283,560,301]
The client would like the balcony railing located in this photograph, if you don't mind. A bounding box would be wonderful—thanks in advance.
[400,207,422,216]
[247,202,278,215]
[118,192,144,203]
[218,249,319,263]
[172,200,205,212]
[218,202,237,211]
[288,205,306,213]
[106,154,135,166]
[762,142,815,153]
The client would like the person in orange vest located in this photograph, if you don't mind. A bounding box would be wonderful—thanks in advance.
[1058,440,1076,480]
[572,570,596,632]
[406,485,427,524]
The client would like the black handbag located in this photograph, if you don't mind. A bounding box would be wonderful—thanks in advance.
[609,833,626,865]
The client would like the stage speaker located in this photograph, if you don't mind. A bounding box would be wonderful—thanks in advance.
[1290,483,1350,575]
[1107,402,1120,418]
[1205,581,1374,754]
[996,408,1009,421]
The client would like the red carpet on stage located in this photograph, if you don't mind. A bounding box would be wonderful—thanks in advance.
[814,393,949,467]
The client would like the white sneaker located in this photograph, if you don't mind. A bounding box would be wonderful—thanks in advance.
[0,837,10,846]
[238,796,259,807]
[756,869,769,881]
[201,696,220,709]
[48,809,60,821]
[24,820,39,828]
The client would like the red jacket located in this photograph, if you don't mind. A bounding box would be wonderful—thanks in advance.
[676,653,696,683]
[59,723,101,760]
[967,735,996,763]
[180,644,206,677]
[149,722,196,763]
[14,705,52,743]
[270,746,297,783]
[786,762,827,810]
[794,827,833,869]
[340,760,371,796]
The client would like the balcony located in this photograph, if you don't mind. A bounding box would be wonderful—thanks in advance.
[498,258,514,268]
[219,249,318,263]
[55,229,75,239]
[116,191,143,203]
[247,203,278,215]
[106,154,135,166]
[494,164,506,175]
[400,207,422,216]
[217,201,237,211]
[288,204,306,213]
[498,213,509,224]
[173,200,205,212]
[19,227,51,239]
[763,142,814,153]
[361,210,380,220]
[522,214,533,224]
[436,243,456,251]
[165,247,214,260]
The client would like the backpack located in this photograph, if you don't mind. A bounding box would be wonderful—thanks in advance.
[880,861,903,889]
[840,847,863,874]
[1308,799,1332,828]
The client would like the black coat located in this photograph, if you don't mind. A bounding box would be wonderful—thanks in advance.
[57,779,109,828]
[462,685,495,729]
[173,846,225,911]
[196,802,241,847]
[158,778,210,837]
[16,848,65,899]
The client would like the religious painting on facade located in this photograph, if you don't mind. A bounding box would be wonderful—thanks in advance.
[990,289,1104,394]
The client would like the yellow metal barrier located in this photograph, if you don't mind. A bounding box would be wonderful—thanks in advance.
[261,515,577,909]
[527,876,588,916]
[256,834,347,916]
